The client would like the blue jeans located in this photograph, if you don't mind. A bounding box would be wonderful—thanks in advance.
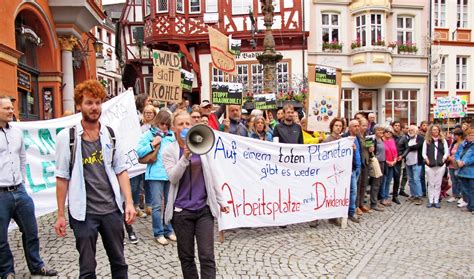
[130,174,145,206]
[448,168,461,197]
[458,177,474,212]
[0,184,44,276]
[349,167,361,217]
[381,166,394,200]
[406,164,422,197]
[144,180,152,207]
[148,180,173,237]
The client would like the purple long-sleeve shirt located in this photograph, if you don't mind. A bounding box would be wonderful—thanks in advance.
[174,150,208,211]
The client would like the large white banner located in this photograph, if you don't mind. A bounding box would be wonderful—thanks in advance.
[11,90,145,220]
[208,132,354,230]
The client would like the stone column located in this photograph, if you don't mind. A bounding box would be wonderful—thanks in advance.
[58,36,78,112]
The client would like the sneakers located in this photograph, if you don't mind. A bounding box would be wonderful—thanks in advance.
[392,197,401,205]
[371,205,385,211]
[309,220,319,228]
[458,201,468,208]
[434,203,441,209]
[415,198,423,205]
[399,190,409,197]
[135,207,147,218]
[31,267,58,277]
[128,232,139,244]
[348,215,360,223]
[328,218,341,226]
[426,203,433,208]
[145,207,152,216]
[446,197,457,203]
[155,236,169,245]
[167,233,177,242]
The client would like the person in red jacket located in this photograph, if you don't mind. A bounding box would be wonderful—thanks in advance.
[199,100,225,130]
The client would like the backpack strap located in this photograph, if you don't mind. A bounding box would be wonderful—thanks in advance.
[106,125,116,162]
[69,127,77,175]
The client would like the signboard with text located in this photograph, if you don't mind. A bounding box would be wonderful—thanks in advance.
[254,93,277,110]
[434,96,468,119]
[315,66,336,85]
[151,50,182,102]
[209,132,353,230]
[211,82,243,105]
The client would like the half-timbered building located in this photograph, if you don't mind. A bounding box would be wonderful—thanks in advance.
[119,0,309,103]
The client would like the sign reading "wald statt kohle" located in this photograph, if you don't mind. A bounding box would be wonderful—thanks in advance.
[150,50,182,103]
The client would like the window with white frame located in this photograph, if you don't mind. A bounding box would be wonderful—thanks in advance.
[237,65,249,88]
[397,16,414,44]
[156,0,168,12]
[456,56,468,90]
[232,0,251,15]
[385,89,418,125]
[145,0,151,16]
[355,15,367,46]
[434,56,446,89]
[206,0,218,13]
[434,0,446,27]
[212,67,225,82]
[342,89,353,120]
[277,62,289,93]
[370,14,383,45]
[251,64,264,94]
[176,0,184,13]
[322,13,339,43]
[189,0,201,13]
[457,0,468,28]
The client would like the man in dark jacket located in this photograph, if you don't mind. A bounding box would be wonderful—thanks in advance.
[391,121,408,203]
[272,104,303,144]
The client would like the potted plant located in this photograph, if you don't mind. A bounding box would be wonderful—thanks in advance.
[373,36,385,47]
[351,39,362,50]
[323,40,343,52]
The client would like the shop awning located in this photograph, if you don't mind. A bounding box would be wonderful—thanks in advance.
[350,72,392,87]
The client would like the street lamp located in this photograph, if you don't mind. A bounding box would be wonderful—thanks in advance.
[256,0,283,94]
[72,37,103,69]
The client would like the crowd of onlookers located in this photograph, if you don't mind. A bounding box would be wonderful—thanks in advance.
[128,94,473,244]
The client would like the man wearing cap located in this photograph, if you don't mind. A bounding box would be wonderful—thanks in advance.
[0,95,58,278]
[199,100,225,130]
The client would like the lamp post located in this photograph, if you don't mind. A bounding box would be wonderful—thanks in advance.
[256,0,283,94]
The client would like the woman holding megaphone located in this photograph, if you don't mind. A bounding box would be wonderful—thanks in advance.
[162,110,229,279]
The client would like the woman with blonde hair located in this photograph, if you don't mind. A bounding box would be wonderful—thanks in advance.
[422,124,449,208]
[142,104,157,133]
[162,110,229,278]
[249,115,273,141]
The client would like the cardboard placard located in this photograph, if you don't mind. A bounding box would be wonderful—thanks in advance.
[152,50,181,70]
[149,82,182,103]
[315,65,337,85]
[254,93,277,110]
[153,66,181,86]
[211,82,243,105]
[208,27,237,75]
[181,69,194,91]
[434,96,468,119]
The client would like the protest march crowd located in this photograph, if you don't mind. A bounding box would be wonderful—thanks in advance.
[0,79,473,279]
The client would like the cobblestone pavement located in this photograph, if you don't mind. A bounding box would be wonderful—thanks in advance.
[9,195,473,278]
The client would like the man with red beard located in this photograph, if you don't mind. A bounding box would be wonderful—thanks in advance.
[54,80,136,278]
